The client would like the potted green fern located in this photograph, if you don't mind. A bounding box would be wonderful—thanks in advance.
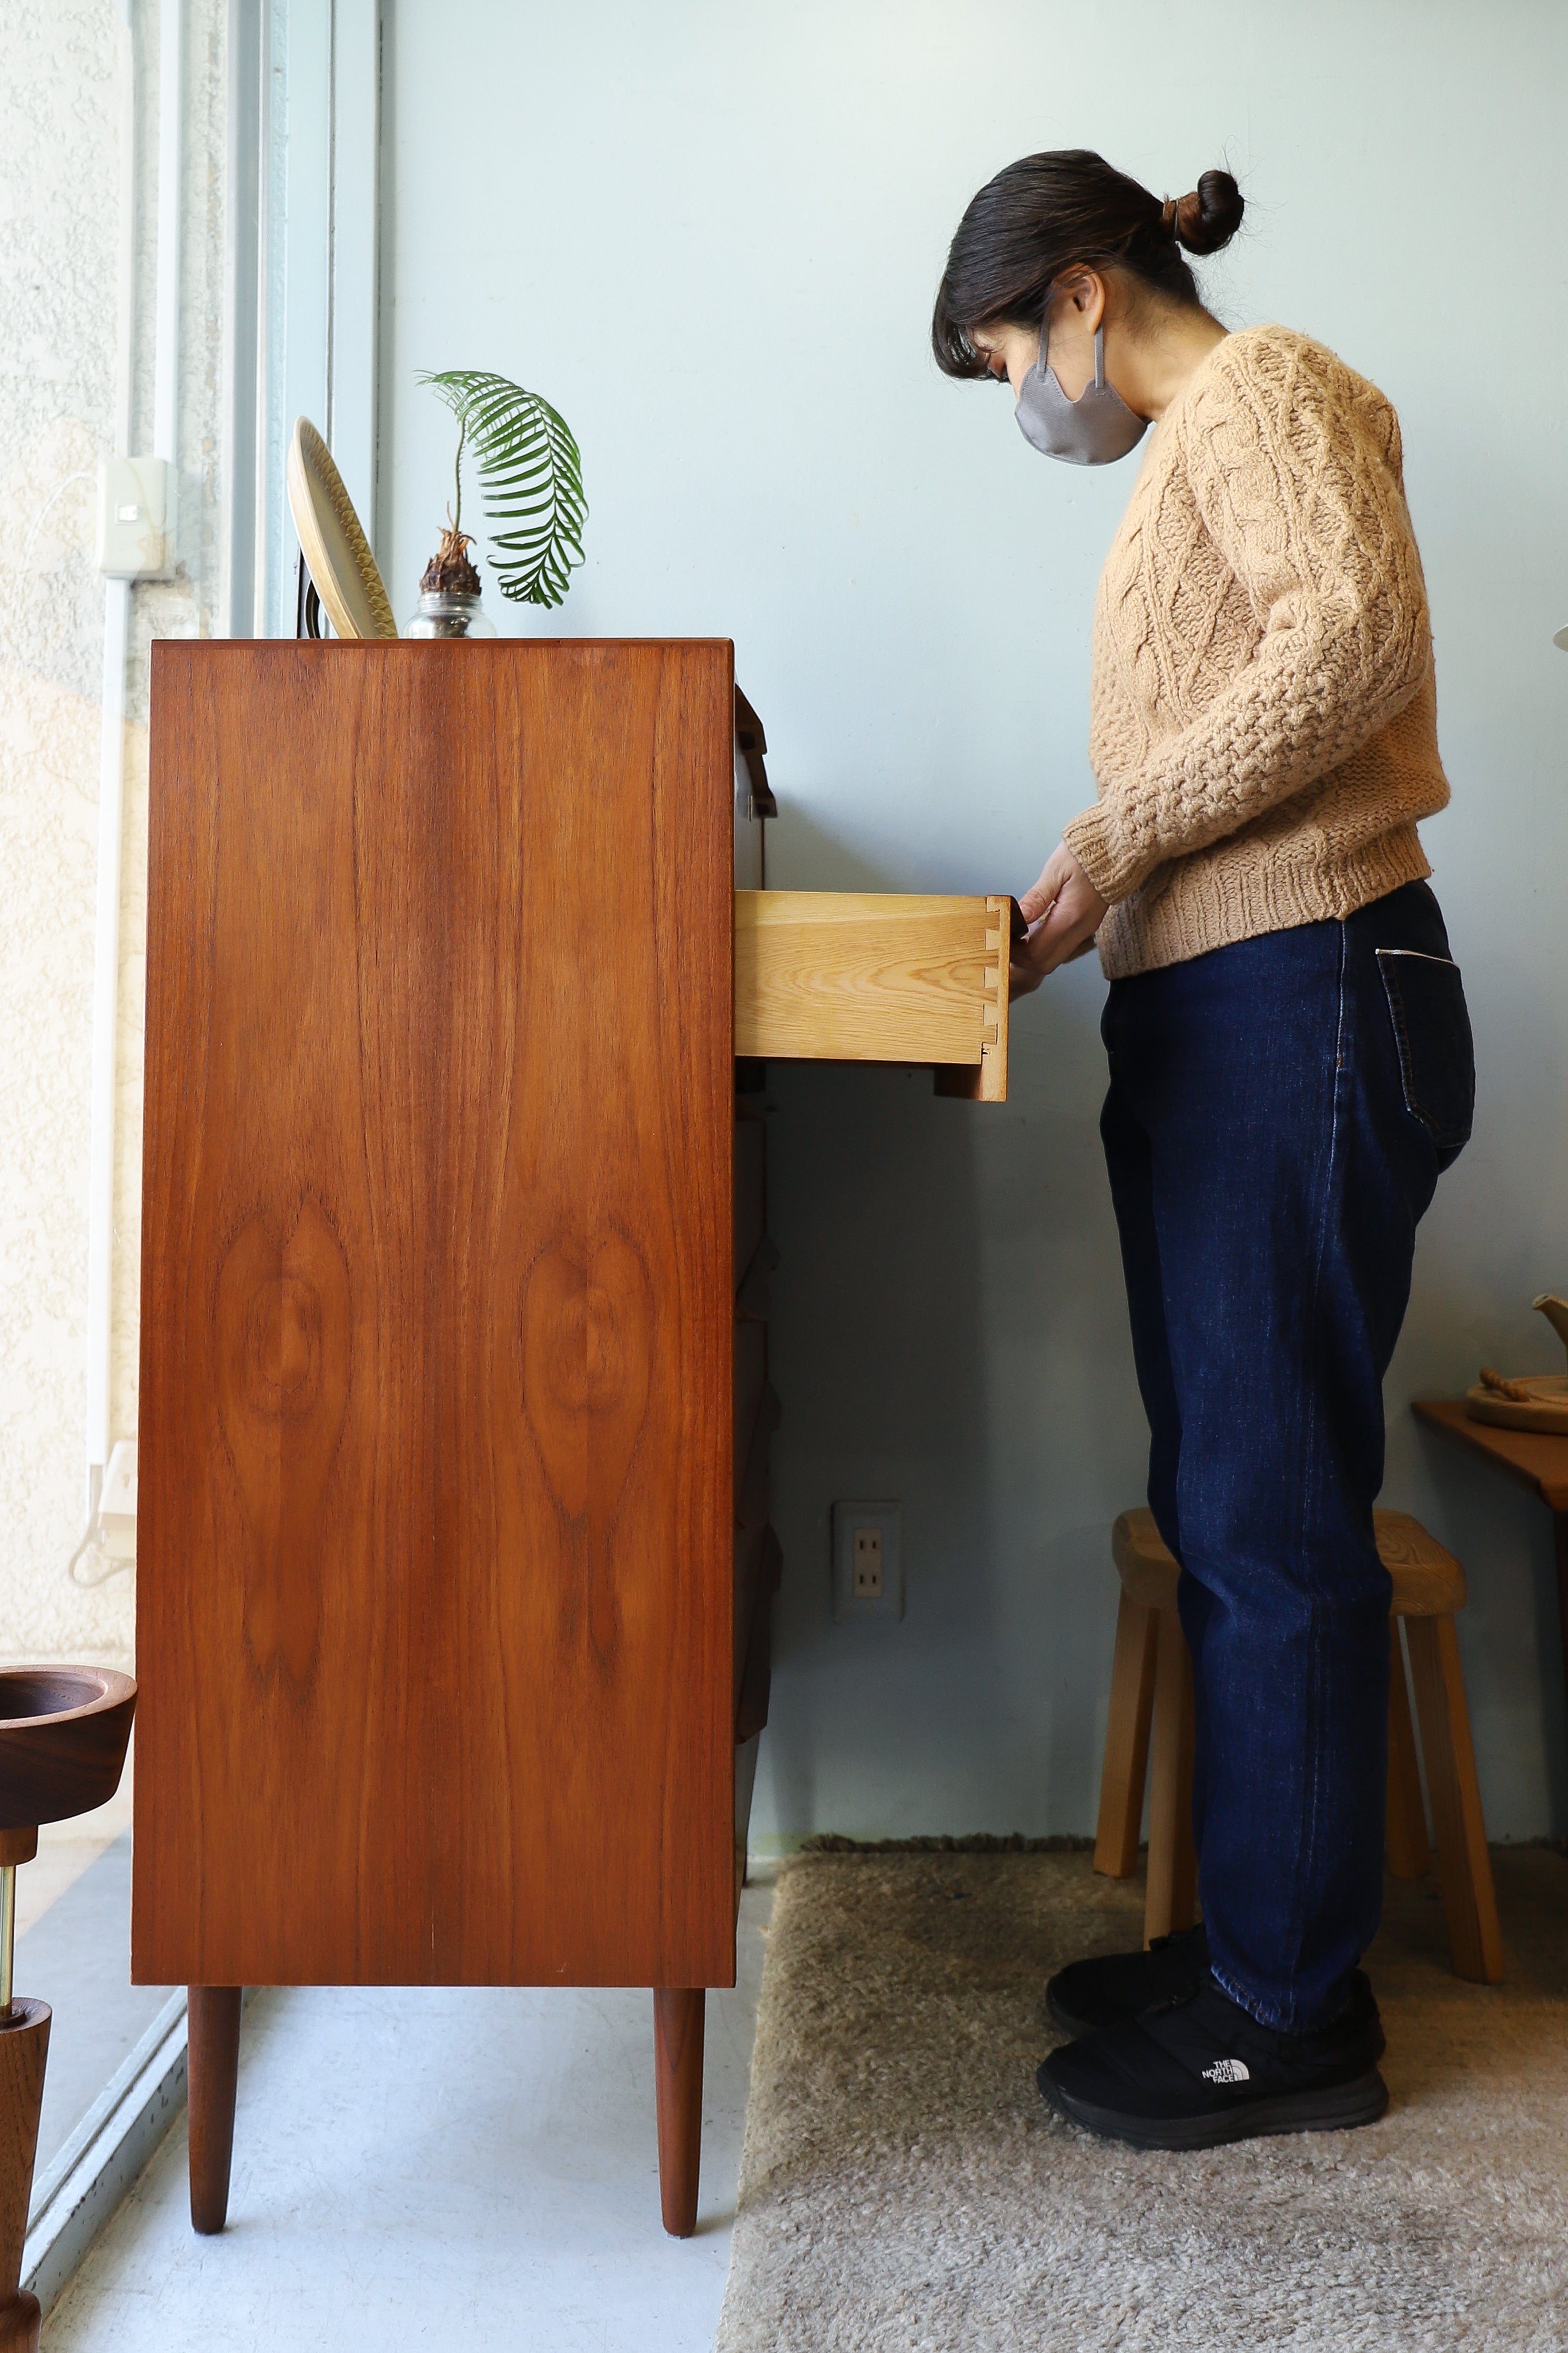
[407,370,587,637]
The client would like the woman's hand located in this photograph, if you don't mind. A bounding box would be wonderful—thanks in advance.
[1010,842,1109,998]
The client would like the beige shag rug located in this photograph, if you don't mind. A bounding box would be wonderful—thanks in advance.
[717,1843,1568,2353]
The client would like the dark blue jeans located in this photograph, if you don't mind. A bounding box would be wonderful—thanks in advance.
[1100,882,1474,2032]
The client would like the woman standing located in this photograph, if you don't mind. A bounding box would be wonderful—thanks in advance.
[933,152,1473,2150]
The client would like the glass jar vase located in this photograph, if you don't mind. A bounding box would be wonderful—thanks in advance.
[404,591,497,639]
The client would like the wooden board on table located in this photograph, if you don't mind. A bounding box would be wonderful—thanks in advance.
[1464,1377,1568,1435]
[135,640,737,1992]
[733,889,1009,1099]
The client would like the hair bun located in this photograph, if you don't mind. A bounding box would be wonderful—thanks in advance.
[1172,168,1244,255]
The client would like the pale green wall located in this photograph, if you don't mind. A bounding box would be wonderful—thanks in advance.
[378,0,1568,1839]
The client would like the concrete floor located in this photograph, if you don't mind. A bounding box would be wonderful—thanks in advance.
[46,1884,772,2352]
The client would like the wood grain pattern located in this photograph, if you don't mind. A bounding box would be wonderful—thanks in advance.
[0,1998,48,2345]
[0,2294,39,2352]
[933,898,1013,1102]
[1369,1511,1466,1615]
[135,642,735,1992]
[1404,1616,1505,1983]
[0,1671,136,1834]
[1412,1398,1568,1512]
[734,891,1005,1074]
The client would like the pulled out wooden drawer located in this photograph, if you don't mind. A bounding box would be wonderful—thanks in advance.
[733,890,1015,1101]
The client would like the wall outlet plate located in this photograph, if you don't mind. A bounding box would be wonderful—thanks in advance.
[98,1436,138,1557]
[831,1500,903,1622]
[97,457,174,578]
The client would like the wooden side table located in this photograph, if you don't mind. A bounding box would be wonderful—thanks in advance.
[1412,1399,1568,1717]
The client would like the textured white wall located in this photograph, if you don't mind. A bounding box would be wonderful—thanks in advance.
[0,0,228,1671]
[389,0,1564,1840]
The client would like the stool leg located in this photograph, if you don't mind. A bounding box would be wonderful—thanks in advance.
[1144,1607,1197,1946]
[1094,1592,1158,1878]
[1405,1616,1504,1984]
[1386,1621,1430,1882]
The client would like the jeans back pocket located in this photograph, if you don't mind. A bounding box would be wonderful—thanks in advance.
[1377,948,1475,1170]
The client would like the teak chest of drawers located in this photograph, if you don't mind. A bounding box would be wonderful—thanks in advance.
[136,639,1009,2238]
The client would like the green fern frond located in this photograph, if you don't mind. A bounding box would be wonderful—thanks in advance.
[417,368,587,608]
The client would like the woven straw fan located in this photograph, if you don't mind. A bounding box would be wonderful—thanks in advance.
[287,418,398,640]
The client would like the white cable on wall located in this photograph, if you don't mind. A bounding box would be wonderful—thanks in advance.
[84,1,140,1506]
[84,0,181,1530]
[85,574,129,1492]
[154,0,183,466]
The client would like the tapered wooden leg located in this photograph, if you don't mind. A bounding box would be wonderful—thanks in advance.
[1404,1617,1504,1984]
[0,2000,49,2353]
[1144,1607,1197,1945]
[1094,1591,1158,1878]
[653,1988,704,2238]
[187,1987,242,2234]
[1385,1621,1430,1881]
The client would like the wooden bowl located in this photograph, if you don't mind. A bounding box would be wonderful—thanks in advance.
[0,1669,137,1833]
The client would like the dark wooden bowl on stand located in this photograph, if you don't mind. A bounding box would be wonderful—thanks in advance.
[0,1670,136,2352]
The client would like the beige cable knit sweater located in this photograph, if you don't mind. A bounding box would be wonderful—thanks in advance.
[1062,324,1449,979]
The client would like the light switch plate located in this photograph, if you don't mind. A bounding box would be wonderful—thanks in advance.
[97,457,174,578]
[832,1499,903,1622]
[98,1436,138,1557]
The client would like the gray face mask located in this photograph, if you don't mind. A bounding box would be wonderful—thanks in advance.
[1015,321,1149,465]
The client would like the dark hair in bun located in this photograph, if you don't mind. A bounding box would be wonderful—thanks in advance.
[932,149,1243,378]
[1170,168,1246,256]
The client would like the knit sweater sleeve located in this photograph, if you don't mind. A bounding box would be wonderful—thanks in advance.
[1062,344,1432,905]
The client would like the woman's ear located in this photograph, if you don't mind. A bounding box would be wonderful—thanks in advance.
[1059,268,1107,333]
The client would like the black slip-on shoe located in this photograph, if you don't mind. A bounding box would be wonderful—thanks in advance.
[1037,1970,1388,2151]
[1046,1923,1210,2039]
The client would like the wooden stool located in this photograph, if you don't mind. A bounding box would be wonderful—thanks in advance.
[1094,1509,1504,1984]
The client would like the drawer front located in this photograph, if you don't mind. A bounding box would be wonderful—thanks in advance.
[734,890,1011,1099]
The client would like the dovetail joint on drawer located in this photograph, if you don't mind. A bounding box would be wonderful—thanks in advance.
[732,890,1010,1101]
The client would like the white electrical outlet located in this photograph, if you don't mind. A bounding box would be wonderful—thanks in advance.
[97,457,174,578]
[99,1436,138,1558]
[832,1501,902,1622]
